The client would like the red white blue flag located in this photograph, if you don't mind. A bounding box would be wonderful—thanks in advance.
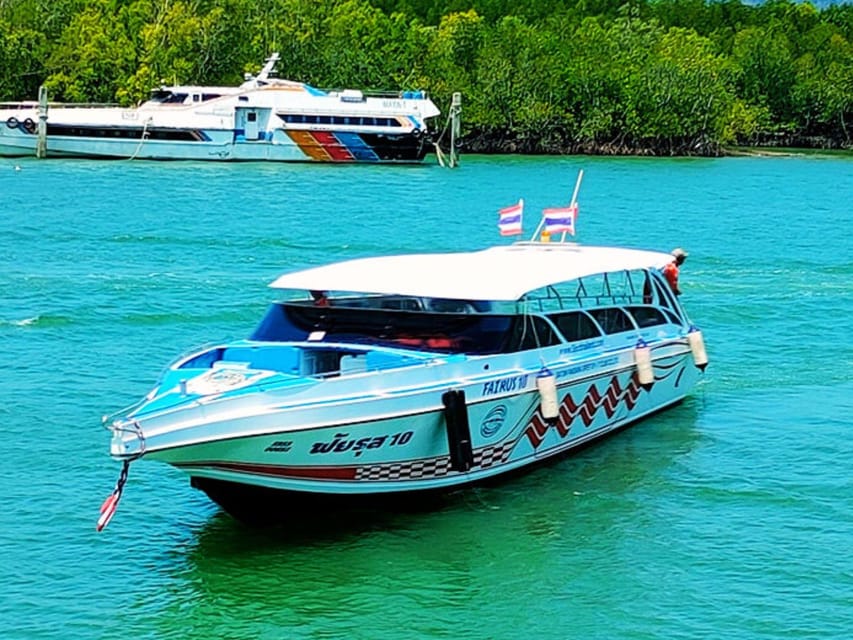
[498,199,524,236]
[543,203,578,235]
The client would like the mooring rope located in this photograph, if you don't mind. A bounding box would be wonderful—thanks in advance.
[127,117,152,161]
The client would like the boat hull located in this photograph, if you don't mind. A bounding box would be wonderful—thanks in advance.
[142,351,699,521]
[0,102,434,162]
[0,126,431,162]
[189,397,684,523]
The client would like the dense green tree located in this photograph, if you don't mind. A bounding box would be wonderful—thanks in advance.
[0,19,46,99]
[42,1,137,102]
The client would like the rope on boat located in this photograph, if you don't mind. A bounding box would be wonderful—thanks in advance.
[127,118,152,161]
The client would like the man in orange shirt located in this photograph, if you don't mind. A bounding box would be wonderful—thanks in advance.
[662,248,688,295]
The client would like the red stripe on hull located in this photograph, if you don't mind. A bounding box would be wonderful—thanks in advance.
[310,131,355,161]
[177,461,359,481]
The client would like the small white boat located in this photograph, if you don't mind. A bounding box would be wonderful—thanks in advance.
[0,54,439,162]
[100,232,708,527]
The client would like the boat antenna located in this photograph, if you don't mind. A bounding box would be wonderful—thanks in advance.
[529,169,584,243]
[257,53,281,82]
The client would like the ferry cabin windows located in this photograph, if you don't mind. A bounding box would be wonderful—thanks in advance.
[278,113,403,128]
[46,124,198,141]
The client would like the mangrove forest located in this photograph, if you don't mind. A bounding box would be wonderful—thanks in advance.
[0,0,851,154]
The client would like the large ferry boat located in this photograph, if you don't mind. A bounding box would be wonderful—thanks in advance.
[99,223,708,528]
[0,54,440,162]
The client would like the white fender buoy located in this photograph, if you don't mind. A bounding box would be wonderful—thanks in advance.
[634,339,654,388]
[688,326,708,371]
[537,367,559,422]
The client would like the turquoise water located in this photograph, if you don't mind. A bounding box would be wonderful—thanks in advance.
[1,154,852,639]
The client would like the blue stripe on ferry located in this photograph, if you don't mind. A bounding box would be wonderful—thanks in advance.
[303,85,327,96]
[334,132,380,162]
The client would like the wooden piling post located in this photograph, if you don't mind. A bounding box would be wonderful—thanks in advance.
[449,92,461,168]
[36,85,48,158]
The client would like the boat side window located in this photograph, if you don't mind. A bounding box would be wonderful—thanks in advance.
[503,316,561,352]
[551,310,602,341]
[588,307,635,334]
[625,306,669,328]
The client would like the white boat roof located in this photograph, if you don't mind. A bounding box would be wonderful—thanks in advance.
[269,243,675,301]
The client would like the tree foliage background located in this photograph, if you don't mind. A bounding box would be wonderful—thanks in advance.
[0,0,850,153]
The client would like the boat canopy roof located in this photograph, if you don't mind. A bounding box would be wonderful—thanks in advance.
[269,243,675,302]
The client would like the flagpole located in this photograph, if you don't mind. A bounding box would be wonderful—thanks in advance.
[529,203,547,242]
[560,169,584,243]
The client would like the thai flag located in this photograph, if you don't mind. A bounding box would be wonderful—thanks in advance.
[543,203,578,235]
[498,199,524,236]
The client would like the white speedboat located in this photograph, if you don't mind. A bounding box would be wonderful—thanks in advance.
[0,54,439,162]
[100,237,708,527]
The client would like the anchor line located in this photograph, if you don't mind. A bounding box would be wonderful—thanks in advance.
[96,420,145,531]
[96,459,130,532]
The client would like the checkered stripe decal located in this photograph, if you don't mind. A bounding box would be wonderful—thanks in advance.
[354,441,516,481]
[474,441,515,469]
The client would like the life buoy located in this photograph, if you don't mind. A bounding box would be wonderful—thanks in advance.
[22,118,35,133]
[6,116,19,129]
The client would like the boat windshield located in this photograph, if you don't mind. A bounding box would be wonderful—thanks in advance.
[147,89,226,105]
[250,302,565,355]
[250,274,685,356]
[148,90,189,104]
